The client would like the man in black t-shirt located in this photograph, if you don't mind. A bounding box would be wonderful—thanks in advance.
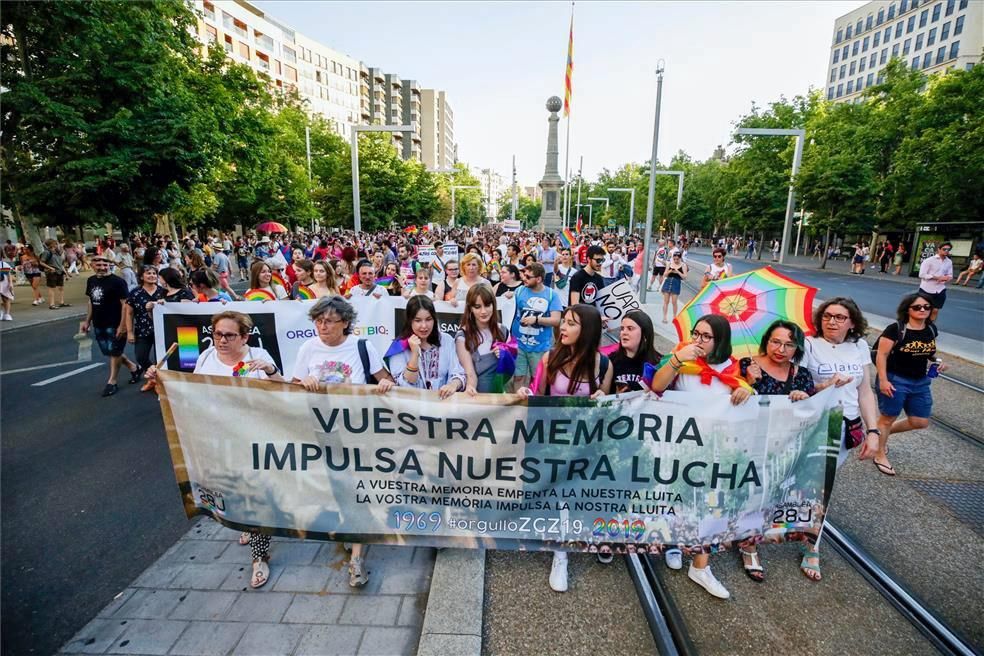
[569,244,606,306]
[82,256,140,397]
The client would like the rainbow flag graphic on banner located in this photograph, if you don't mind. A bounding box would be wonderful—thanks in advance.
[244,288,276,302]
[271,271,288,290]
[177,326,200,370]
[559,228,576,248]
[294,284,315,300]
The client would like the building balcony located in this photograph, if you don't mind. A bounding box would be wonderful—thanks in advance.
[255,34,274,51]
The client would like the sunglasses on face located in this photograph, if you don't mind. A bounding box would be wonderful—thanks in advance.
[909,304,932,311]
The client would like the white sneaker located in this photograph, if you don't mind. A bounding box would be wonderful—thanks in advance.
[2,313,11,321]
[549,551,568,592]
[664,548,683,570]
[688,564,730,599]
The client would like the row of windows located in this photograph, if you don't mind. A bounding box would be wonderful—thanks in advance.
[835,0,966,43]
[832,16,963,66]
[826,41,963,99]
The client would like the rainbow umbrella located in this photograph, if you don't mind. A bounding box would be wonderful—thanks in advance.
[256,221,288,234]
[672,266,817,359]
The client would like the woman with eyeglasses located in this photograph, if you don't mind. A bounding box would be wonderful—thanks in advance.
[800,297,880,582]
[386,295,466,398]
[648,314,754,599]
[737,319,816,583]
[291,296,395,587]
[872,292,943,476]
[703,248,732,285]
[434,259,461,304]
[660,252,688,323]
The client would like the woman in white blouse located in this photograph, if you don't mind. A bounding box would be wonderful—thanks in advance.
[386,295,466,398]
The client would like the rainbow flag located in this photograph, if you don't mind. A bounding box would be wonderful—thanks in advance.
[384,338,411,361]
[375,276,396,289]
[293,284,315,300]
[559,227,576,248]
[490,337,518,394]
[404,225,418,234]
[244,288,276,302]
[563,9,574,117]
[575,214,583,235]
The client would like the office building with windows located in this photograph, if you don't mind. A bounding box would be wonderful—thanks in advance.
[195,0,362,137]
[471,167,505,219]
[420,89,457,171]
[193,1,446,162]
[826,0,981,103]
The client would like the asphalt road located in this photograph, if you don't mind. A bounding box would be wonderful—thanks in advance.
[686,250,984,342]
[1,317,193,656]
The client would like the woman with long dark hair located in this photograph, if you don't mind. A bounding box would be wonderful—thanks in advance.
[648,313,754,599]
[609,310,661,393]
[519,304,613,592]
[872,292,943,475]
[737,319,816,583]
[386,295,466,398]
[455,285,513,394]
[125,265,167,391]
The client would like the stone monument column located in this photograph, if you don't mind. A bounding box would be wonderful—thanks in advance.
[538,96,564,232]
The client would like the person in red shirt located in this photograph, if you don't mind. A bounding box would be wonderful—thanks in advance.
[576,240,589,267]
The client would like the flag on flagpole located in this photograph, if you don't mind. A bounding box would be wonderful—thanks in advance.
[563,8,574,117]
[575,214,583,235]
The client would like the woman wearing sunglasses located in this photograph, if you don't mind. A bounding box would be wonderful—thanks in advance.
[702,248,732,285]
[648,314,754,599]
[871,292,942,476]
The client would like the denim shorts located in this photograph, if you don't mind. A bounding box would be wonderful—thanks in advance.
[515,349,546,377]
[93,325,126,357]
[877,372,933,419]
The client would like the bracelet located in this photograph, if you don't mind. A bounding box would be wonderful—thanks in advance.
[866,429,880,435]
[669,355,682,368]
[405,365,419,373]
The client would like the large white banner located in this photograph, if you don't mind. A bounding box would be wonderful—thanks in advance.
[152,296,515,375]
[158,374,841,552]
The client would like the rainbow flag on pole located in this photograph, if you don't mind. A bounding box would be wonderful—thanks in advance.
[563,7,574,117]
[559,227,576,248]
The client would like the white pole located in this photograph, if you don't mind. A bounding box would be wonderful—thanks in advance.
[451,186,456,227]
[639,63,664,305]
[575,155,583,228]
[629,189,635,234]
[511,155,518,221]
[351,130,361,234]
[782,134,805,265]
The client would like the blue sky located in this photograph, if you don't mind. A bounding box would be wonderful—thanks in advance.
[255,1,861,186]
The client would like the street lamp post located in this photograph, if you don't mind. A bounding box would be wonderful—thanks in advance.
[451,185,482,227]
[734,127,805,265]
[607,188,636,233]
[587,197,610,229]
[651,170,685,237]
[640,61,665,305]
[351,125,414,233]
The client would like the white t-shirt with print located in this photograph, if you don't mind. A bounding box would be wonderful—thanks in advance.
[194,346,276,379]
[802,336,870,420]
[291,335,385,384]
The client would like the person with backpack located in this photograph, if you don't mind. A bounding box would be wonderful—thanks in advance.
[292,296,395,588]
[871,292,942,476]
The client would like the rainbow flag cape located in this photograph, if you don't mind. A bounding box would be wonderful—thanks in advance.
[244,288,276,302]
[648,347,754,394]
[294,284,315,300]
[383,338,411,362]
[559,227,576,248]
[340,272,360,297]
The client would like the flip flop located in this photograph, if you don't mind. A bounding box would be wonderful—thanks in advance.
[873,460,896,477]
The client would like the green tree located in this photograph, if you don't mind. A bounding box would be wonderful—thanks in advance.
[1,0,221,239]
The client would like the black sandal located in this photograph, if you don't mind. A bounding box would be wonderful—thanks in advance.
[128,367,143,384]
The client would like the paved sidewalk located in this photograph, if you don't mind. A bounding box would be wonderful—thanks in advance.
[60,518,435,656]
[687,246,984,293]
[2,273,89,332]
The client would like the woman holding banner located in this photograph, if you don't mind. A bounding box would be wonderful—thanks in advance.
[309,261,340,298]
[386,295,466,398]
[292,296,395,587]
[648,314,754,600]
[456,285,515,394]
[518,304,613,593]
[737,320,816,583]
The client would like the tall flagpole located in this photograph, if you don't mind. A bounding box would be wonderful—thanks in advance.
[561,2,574,230]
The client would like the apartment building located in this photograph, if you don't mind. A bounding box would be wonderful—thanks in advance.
[420,90,457,170]
[827,0,981,103]
[195,0,362,136]
[193,0,448,163]
[471,168,505,219]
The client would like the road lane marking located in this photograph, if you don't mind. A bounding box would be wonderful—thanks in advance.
[31,363,103,386]
[0,360,95,376]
